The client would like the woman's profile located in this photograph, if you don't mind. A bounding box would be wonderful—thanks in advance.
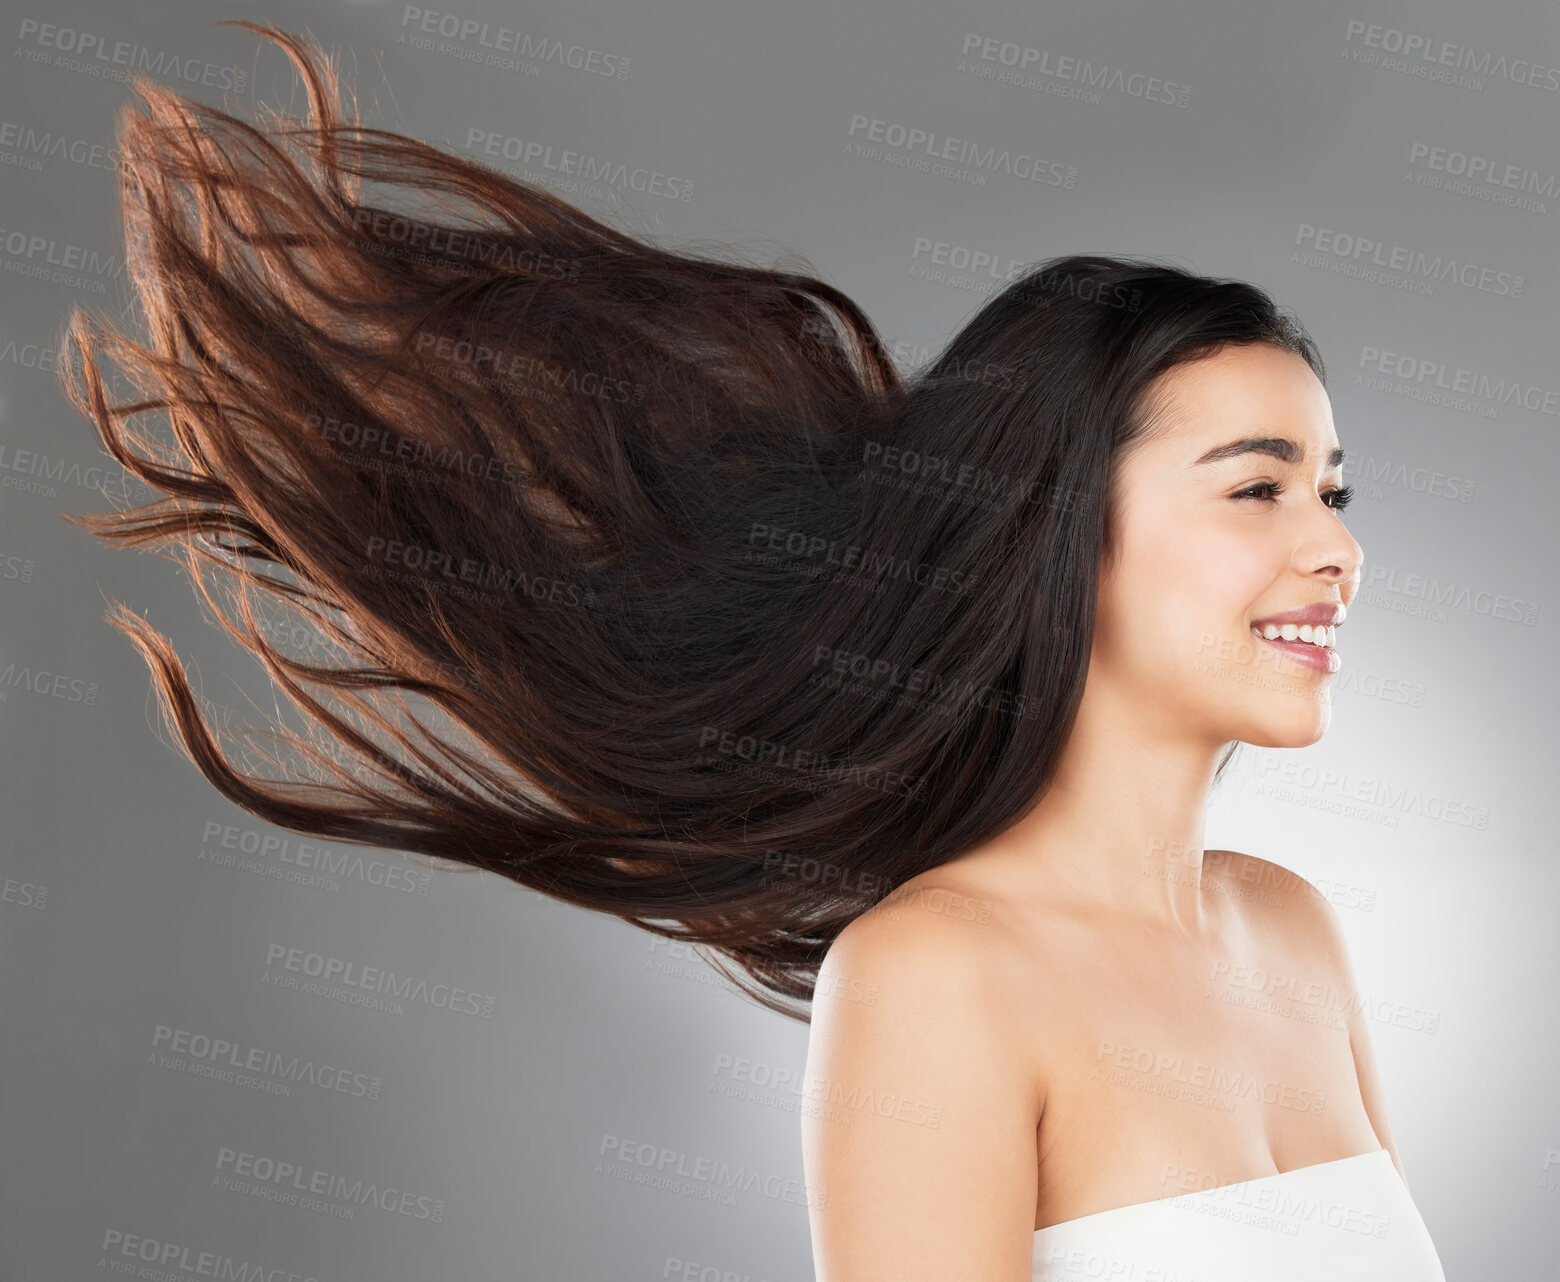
[56,23,1445,1281]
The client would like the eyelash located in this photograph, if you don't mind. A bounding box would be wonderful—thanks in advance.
[1233,481,1354,511]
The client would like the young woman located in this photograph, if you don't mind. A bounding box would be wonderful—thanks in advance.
[802,338,1447,1281]
[58,23,1444,1281]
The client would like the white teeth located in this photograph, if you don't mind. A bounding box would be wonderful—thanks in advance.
[1253,623,1336,648]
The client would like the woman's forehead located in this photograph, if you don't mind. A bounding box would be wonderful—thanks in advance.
[1135,347,1336,461]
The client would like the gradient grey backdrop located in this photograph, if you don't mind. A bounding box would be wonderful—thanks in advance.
[2,1,1555,1278]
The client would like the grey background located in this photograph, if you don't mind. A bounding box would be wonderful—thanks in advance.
[1,0,1555,1278]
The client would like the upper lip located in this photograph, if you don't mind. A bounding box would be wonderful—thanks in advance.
[1250,602,1346,630]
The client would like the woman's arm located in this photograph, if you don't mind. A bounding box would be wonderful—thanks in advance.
[801,903,1044,1281]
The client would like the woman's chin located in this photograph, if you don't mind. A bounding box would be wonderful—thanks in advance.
[1238,703,1333,749]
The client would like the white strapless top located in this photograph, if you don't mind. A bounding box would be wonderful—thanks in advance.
[1032,1148,1445,1281]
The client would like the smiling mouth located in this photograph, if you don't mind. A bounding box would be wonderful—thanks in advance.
[1247,623,1342,675]
[1250,622,1336,649]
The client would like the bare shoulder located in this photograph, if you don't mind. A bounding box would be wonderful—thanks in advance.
[1204,848,1352,966]
[814,869,1035,1039]
[803,877,1044,1275]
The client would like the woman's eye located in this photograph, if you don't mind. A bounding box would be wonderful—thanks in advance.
[1232,482,1355,510]
[1233,482,1282,502]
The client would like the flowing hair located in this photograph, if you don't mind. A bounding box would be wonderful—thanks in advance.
[56,22,1325,1021]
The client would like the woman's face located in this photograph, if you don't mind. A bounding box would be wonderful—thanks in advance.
[1093,342,1364,749]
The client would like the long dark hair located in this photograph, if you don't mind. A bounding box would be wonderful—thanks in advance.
[57,22,1325,1021]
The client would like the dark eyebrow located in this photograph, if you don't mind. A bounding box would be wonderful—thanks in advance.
[1192,436,1345,471]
